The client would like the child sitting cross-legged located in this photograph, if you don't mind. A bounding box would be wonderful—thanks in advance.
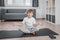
[12,9,41,35]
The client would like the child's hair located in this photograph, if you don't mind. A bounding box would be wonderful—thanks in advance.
[26,9,33,14]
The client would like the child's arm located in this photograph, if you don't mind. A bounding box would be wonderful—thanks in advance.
[33,18,41,27]
[11,22,24,26]
[33,22,41,27]
[12,18,26,26]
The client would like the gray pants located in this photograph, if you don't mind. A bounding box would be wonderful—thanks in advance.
[19,26,40,33]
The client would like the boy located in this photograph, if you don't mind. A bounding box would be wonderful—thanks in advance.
[13,9,40,35]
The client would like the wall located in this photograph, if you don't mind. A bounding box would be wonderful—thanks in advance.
[55,0,60,25]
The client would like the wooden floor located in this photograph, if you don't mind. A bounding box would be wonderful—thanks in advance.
[0,19,60,40]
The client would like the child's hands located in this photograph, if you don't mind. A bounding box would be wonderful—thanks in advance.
[11,22,18,26]
[33,22,41,27]
[33,24,37,27]
[11,22,23,26]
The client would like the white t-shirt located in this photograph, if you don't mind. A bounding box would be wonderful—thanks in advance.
[22,17,36,28]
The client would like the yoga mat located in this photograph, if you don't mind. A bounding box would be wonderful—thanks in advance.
[0,28,58,39]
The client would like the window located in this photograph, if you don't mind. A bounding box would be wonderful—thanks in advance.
[14,0,24,6]
[6,0,32,7]
[7,0,13,5]
[25,0,32,6]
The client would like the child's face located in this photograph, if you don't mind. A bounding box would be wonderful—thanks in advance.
[27,12,33,18]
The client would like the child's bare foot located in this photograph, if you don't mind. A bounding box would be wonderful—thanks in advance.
[31,32,35,35]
